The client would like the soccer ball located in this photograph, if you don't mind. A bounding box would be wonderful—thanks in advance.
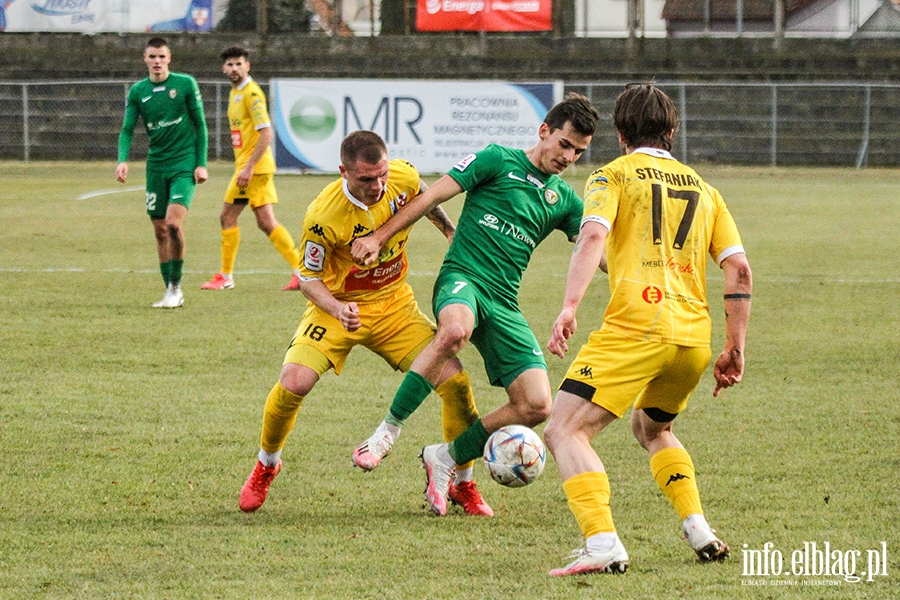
[483,425,546,488]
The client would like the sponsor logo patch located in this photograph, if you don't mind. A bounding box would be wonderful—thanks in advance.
[453,153,477,172]
[304,240,325,271]
[344,254,405,292]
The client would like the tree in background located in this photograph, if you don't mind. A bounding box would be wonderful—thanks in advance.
[218,0,312,32]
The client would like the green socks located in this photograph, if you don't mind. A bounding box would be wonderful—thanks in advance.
[159,259,184,286]
[387,370,434,424]
[447,419,489,465]
[169,259,184,286]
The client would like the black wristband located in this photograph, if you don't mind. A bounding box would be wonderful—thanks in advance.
[724,293,751,300]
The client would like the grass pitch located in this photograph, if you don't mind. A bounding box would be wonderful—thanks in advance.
[0,161,898,599]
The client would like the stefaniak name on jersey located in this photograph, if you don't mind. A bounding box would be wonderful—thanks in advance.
[635,168,701,189]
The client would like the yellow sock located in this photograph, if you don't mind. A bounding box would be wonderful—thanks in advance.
[650,447,703,520]
[436,371,478,471]
[260,382,305,454]
[221,227,240,275]
[268,224,300,271]
[563,471,615,537]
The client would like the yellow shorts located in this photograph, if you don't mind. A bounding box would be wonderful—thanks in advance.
[284,285,435,376]
[224,172,278,209]
[559,329,711,418]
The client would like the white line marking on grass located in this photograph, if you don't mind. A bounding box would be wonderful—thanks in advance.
[1,267,897,284]
[76,186,143,200]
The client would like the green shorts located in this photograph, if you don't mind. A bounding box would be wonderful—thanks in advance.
[433,270,546,388]
[145,169,197,219]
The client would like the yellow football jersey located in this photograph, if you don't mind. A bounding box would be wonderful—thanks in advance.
[299,159,422,303]
[584,148,745,347]
[228,77,276,174]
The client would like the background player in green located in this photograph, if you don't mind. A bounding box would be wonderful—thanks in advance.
[351,93,600,516]
[116,37,209,308]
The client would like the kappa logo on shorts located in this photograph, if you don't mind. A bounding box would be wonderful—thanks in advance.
[577,365,593,378]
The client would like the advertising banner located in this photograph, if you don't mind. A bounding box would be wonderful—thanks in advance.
[1,0,212,33]
[271,78,561,173]
[415,0,552,32]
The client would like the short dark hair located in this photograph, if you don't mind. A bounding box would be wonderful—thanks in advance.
[221,46,249,62]
[613,83,679,152]
[544,92,599,137]
[340,131,387,167]
[146,37,168,49]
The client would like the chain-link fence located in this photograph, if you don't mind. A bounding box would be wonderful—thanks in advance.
[0,79,239,163]
[573,81,900,168]
[2,79,899,167]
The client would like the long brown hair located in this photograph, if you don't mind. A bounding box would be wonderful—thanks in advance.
[613,83,679,151]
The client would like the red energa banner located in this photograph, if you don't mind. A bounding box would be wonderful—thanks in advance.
[416,0,552,32]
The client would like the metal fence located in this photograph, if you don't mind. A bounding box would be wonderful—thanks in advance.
[0,79,240,163]
[2,79,899,167]
[573,81,900,168]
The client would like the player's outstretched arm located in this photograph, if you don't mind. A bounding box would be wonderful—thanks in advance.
[713,252,752,396]
[351,174,463,265]
[547,221,608,359]
[298,278,361,332]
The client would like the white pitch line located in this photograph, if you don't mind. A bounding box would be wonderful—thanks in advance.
[0,266,897,284]
[76,186,143,200]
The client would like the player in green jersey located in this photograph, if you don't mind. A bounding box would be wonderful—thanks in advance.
[116,37,209,309]
[351,93,600,516]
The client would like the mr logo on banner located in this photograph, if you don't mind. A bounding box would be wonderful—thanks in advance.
[270,79,561,173]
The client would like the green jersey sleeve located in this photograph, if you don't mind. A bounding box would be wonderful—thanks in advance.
[185,75,208,168]
[117,84,140,163]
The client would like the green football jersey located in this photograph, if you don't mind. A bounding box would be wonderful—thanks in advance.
[117,72,208,171]
[443,144,583,303]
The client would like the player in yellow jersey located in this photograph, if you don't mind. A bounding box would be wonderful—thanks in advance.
[239,131,492,516]
[543,84,753,576]
[201,47,301,292]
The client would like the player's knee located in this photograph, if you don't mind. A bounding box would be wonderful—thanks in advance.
[165,220,182,238]
[543,417,564,454]
[279,364,318,397]
[153,228,167,244]
[517,395,552,427]
[433,323,469,357]
[631,408,676,449]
